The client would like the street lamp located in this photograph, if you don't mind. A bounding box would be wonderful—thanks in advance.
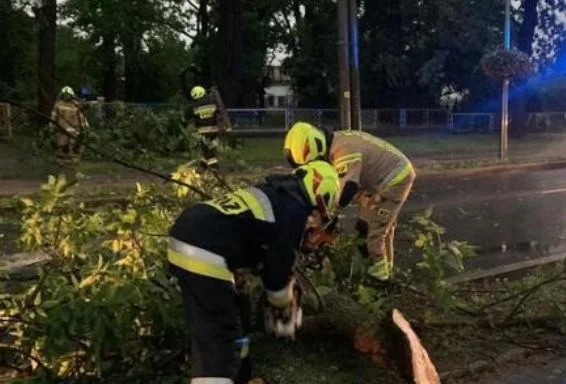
[338,0,362,131]
[500,0,511,160]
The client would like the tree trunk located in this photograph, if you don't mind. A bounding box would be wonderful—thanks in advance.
[123,38,141,102]
[216,0,244,107]
[101,33,117,102]
[510,0,540,139]
[36,0,57,125]
[197,0,212,86]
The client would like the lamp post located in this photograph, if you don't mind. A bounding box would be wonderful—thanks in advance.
[500,0,511,160]
[348,0,362,130]
[338,0,351,130]
[338,0,362,131]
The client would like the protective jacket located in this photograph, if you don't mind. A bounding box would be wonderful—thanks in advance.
[51,100,87,133]
[330,130,414,206]
[184,93,220,134]
[168,176,310,306]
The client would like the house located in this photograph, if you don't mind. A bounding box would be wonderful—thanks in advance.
[264,49,293,108]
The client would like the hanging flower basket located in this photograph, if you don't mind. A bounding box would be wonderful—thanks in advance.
[480,49,534,79]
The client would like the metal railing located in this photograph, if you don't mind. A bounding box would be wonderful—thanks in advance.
[529,112,566,132]
[8,101,566,136]
[450,113,496,133]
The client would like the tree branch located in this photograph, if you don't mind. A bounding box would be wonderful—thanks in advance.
[186,0,199,11]
[162,19,196,39]
[478,268,566,312]
[503,276,566,323]
[0,344,53,377]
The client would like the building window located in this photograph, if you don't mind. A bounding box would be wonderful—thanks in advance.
[278,96,287,107]
[267,95,275,107]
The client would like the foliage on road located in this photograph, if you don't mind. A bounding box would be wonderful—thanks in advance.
[2,170,566,382]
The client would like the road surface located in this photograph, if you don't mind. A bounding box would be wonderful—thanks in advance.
[3,166,566,268]
[347,166,566,271]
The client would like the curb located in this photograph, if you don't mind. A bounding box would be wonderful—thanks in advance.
[447,246,566,284]
[417,159,566,178]
[2,159,566,200]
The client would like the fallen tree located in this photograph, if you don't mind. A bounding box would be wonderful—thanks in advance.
[3,173,566,383]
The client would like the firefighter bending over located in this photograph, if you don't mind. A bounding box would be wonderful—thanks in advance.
[167,161,340,384]
[183,85,229,171]
[50,86,88,162]
[284,122,416,281]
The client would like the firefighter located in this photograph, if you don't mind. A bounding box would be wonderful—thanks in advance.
[50,86,88,162]
[183,85,227,171]
[284,122,416,281]
[168,160,340,384]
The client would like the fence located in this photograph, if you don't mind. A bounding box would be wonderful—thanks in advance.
[225,107,486,134]
[529,112,566,132]
[6,101,566,136]
[450,113,496,133]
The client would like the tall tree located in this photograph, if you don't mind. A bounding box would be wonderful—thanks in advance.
[215,0,244,107]
[0,1,35,99]
[272,0,338,108]
[35,0,57,121]
[359,0,503,109]
[509,0,540,138]
[65,0,171,101]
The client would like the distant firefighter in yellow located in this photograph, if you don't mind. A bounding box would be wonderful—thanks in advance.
[50,86,88,162]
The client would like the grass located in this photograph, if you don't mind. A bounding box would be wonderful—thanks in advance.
[3,132,566,184]
[235,137,285,165]
[236,133,566,165]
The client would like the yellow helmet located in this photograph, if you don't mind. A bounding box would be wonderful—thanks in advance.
[61,86,75,97]
[284,122,329,167]
[294,160,340,221]
[190,86,206,100]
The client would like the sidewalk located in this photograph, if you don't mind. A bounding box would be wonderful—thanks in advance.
[3,156,566,198]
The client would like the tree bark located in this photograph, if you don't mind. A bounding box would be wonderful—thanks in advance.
[36,0,57,125]
[510,0,540,139]
[216,0,244,107]
[101,33,117,102]
[197,0,212,86]
[123,37,142,102]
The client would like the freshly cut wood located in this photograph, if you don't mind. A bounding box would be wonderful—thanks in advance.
[387,309,440,384]
[299,293,440,383]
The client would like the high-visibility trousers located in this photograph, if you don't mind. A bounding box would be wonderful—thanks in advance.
[356,162,416,280]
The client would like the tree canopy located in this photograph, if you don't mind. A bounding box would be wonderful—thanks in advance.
[1,0,565,110]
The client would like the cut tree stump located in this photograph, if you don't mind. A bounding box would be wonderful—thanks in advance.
[299,292,440,383]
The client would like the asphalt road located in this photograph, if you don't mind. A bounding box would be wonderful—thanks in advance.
[399,167,566,270]
[3,165,566,269]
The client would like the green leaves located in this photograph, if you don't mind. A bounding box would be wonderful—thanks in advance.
[403,209,476,310]
[481,49,534,79]
[5,175,188,380]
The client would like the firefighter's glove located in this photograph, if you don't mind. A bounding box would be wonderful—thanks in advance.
[264,281,303,339]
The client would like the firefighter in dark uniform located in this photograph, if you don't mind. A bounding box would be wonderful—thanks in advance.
[168,160,341,384]
[183,85,224,171]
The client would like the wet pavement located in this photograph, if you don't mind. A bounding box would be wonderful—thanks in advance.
[3,166,566,269]
[470,355,566,384]
[400,167,566,270]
